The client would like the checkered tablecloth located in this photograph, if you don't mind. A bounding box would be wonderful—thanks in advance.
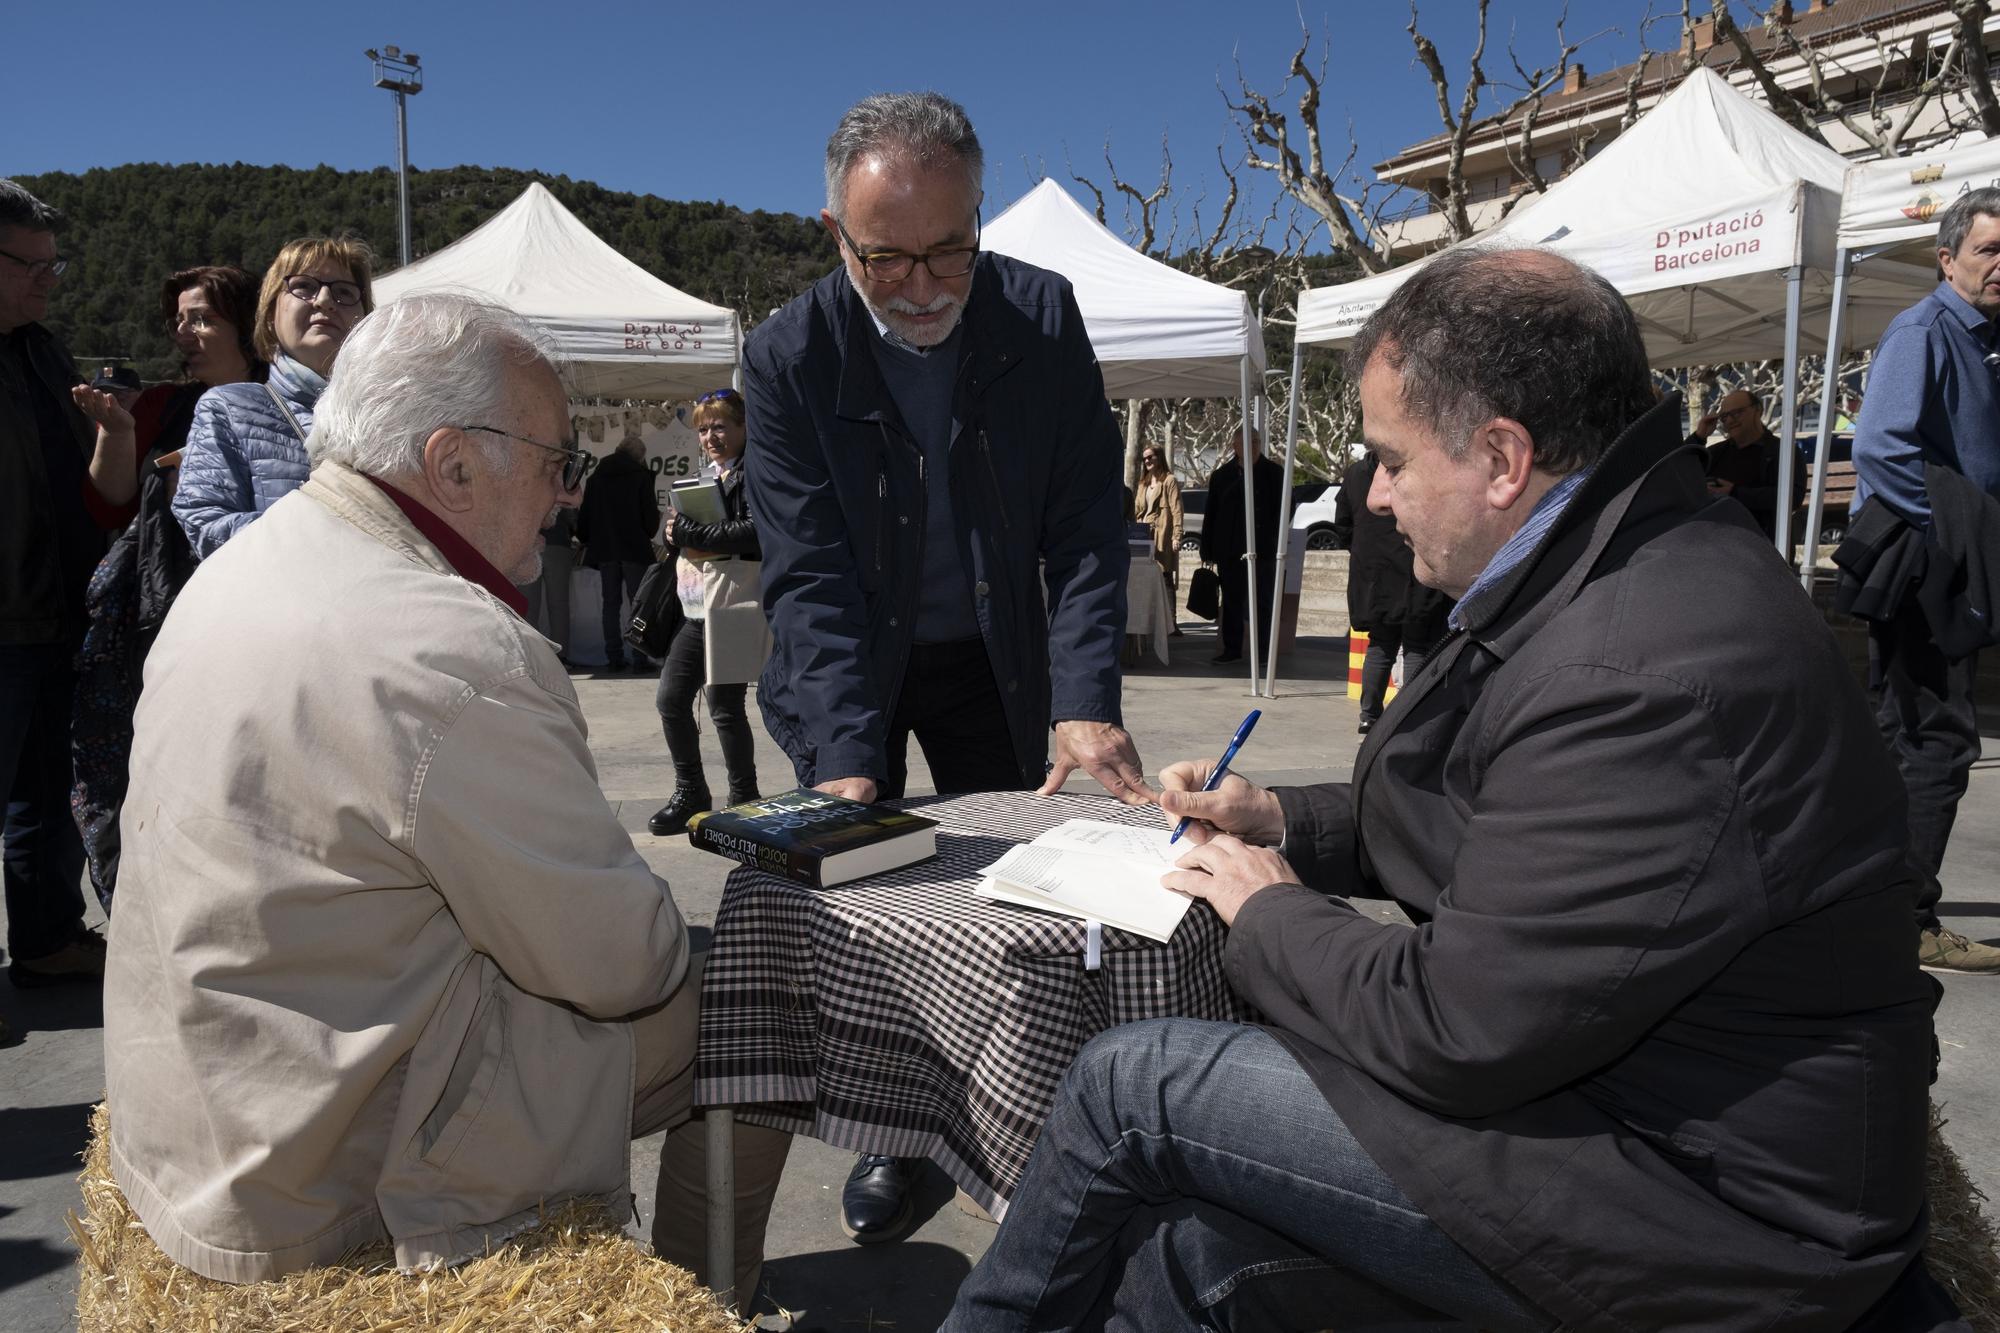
[694,789,1255,1219]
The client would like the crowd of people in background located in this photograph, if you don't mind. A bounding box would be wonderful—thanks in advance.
[0,85,1994,1332]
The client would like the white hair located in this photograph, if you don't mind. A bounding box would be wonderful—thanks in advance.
[307,291,564,477]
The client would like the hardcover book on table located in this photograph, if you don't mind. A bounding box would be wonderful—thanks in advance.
[686,789,938,888]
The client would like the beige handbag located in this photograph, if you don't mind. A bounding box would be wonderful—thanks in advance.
[700,557,770,685]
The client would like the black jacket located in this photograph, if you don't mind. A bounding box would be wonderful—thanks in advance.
[1230,396,1937,1331]
[1690,427,1806,541]
[1199,454,1284,568]
[667,467,758,560]
[743,255,1126,788]
[1834,463,2000,661]
[1331,454,1452,637]
[0,321,99,644]
[575,446,661,567]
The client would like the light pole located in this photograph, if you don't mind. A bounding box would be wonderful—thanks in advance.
[364,46,423,267]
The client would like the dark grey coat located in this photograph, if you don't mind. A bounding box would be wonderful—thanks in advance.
[1228,396,1938,1331]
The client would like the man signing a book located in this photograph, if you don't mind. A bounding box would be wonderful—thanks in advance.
[942,250,1956,1330]
[744,90,1148,1244]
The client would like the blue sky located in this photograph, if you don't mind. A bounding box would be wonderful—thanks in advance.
[9,1,1666,241]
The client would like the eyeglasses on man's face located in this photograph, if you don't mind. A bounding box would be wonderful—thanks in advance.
[835,216,979,283]
[462,425,591,491]
[283,274,364,308]
[0,247,67,280]
[1718,405,1755,424]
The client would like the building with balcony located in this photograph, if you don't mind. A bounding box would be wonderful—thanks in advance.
[1371,0,2000,258]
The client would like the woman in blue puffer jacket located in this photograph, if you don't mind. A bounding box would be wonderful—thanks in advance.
[172,237,375,558]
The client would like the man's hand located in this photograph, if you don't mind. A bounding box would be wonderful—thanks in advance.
[1157,759,1284,846]
[1693,411,1718,438]
[1161,833,1302,928]
[1038,721,1153,804]
[1706,477,1735,495]
[815,776,879,803]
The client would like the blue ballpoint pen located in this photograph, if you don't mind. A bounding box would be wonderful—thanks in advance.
[1169,709,1261,845]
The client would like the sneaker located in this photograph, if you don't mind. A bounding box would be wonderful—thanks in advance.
[1918,928,2000,975]
[8,930,108,989]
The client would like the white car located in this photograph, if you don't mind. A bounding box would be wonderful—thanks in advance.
[1290,482,1343,550]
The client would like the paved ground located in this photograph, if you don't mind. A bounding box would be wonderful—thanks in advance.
[2,620,1996,1331]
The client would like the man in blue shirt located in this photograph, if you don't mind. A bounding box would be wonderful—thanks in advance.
[1852,186,2000,975]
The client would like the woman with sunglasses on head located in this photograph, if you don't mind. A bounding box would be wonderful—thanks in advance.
[173,237,374,557]
[647,388,764,836]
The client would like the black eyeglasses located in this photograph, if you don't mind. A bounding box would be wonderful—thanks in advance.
[462,425,591,490]
[283,274,364,308]
[834,216,980,282]
[0,247,67,279]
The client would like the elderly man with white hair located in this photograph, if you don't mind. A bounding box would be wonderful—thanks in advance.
[102,293,790,1301]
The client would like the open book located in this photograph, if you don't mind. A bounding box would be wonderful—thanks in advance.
[975,819,1193,943]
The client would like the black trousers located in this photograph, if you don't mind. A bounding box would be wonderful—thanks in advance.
[1,643,87,960]
[598,559,650,667]
[656,619,757,799]
[1868,603,1981,933]
[1357,623,1441,723]
[1219,559,1278,658]
[882,637,1031,801]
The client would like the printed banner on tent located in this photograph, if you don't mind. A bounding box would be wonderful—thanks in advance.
[1839,139,2000,251]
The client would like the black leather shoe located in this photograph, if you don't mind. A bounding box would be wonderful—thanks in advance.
[840,1153,913,1243]
[1357,716,1375,735]
[1210,652,1243,664]
[648,786,712,837]
[725,786,761,808]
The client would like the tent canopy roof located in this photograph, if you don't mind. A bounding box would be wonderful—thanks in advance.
[1837,132,2000,261]
[1297,68,1930,367]
[371,182,739,401]
[982,179,1266,400]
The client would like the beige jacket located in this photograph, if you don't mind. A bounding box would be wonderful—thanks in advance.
[105,461,689,1282]
[1135,472,1183,576]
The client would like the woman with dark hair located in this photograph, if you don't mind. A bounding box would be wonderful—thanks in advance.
[66,266,266,910]
[647,388,765,836]
[172,236,375,556]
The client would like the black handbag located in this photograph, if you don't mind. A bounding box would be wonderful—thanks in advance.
[1186,565,1221,621]
[624,559,684,657]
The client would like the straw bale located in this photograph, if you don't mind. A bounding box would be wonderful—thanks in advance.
[72,1104,746,1333]
[1928,1104,2000,1333]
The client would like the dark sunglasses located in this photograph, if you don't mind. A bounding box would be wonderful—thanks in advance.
[696,388,741,404]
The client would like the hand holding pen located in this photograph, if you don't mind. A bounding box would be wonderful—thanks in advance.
[1168,704,1256,840]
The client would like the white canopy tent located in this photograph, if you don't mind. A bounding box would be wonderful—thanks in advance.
[1290,66,1934,608]
[983,179,1276,689]
[1798,134,2000,584]
[371,181,740,400]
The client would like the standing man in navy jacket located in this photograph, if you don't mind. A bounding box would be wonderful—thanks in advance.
[744,90,1148,1241]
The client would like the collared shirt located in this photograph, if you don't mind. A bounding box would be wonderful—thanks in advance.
[1853,280,2000,529]
[1448,467,1592,631]
[364,476,530,616]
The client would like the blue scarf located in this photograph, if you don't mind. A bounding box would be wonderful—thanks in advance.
[1448,468,1592,631]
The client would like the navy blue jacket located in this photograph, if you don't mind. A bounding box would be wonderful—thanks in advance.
[744,255,1127,787]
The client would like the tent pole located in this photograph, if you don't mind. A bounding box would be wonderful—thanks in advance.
[1238,355,1262,697]
[1801,250,1852,594]
[1773,265,1805,561]
[1265,336,1305,697]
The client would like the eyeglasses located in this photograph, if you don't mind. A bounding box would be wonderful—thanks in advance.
[1717,405,1755,423]
[168,310,219,335]
[834,216,980,282]
[0,247,67,280]
[283,274,364,308]
[462,425,591,491]
[696,388,741,404]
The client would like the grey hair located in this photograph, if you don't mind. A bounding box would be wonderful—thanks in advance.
[824,91,983,217]
[1937,187,2000,257]
[0,179,64,235]
[307,291,564,478]
[1349,247,1654,478]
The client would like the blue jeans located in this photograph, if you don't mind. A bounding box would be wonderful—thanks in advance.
[1,643,88,960]
[942,1021,1552,1333]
